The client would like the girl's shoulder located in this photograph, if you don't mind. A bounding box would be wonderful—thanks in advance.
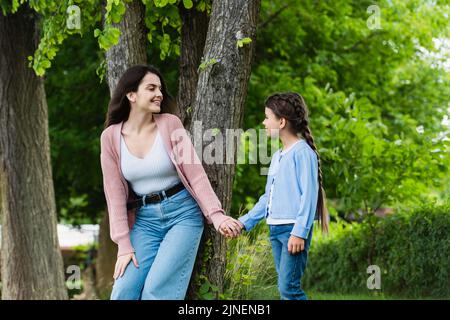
[292,140,318,161]
[284,139,308,155]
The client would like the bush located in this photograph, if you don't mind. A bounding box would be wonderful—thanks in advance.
[303,202,450,298]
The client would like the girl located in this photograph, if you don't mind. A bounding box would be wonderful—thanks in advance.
[237,92,329,300]
[100,65,241,300]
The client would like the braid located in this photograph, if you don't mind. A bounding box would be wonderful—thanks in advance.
[301,125,329,234]
[266,92,329,234]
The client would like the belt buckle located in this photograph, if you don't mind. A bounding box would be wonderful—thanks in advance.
[148,193,161,203]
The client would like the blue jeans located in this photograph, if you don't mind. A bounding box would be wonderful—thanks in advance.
[269,223,313,300]
[110,188,204,300]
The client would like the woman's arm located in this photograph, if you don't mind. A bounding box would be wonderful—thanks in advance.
[100,130,135,257]
[169,117,232,232]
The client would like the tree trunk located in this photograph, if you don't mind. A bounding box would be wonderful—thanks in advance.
[105,0,148,91]
[96,0,148,298]
[95,212,117,299]
[0,5,68,299]
[189,0,261,298]
[177,4,210,299]
[177,3,209,127]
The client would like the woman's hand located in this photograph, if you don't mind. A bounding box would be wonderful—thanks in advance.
[113,253,139,279]
[287,235,305,255]
[218,218,243,238]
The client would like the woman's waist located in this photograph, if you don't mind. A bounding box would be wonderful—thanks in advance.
[131,176,181,197]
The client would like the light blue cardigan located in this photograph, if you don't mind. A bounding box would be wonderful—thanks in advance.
[238,140,319,239]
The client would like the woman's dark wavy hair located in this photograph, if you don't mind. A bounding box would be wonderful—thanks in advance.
[265,92,329,233]
[104,65,175,129]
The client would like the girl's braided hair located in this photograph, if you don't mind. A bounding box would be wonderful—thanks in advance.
[265,92,329,233]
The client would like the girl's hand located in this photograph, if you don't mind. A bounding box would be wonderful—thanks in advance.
[287,235,305,255]
[218,218,242,238]
[113,253,139,279]
[236,219,245,231]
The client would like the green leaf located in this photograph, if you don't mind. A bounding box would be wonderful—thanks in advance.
[46,47,57,60]
[198,58,218,71]
[197,0,206,11]
[159,33,171,60]
[41,59,51,69]
[94,28,102,38]
[236,37,252,48]
[173,43,180,56]
[98,36,109,50]
[111,1,126,23]
[154,0,169,7]
[202,292,214,300]
[183,0,193,9]
[199,282,210,294]
[108,27,121,42]
[102,27,121,48]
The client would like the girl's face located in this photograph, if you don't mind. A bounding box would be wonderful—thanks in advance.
[127,72,163,113]
[263,107,281,138]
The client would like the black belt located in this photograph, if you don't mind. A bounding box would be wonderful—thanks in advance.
[126,182,185,210]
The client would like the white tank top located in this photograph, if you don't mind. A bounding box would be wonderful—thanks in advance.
[120,131,181,196]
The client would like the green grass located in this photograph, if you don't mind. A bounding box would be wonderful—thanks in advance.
[309,291,387,300]
[245,284,448,300]
[248,285,387,300]
[309,292,449,300]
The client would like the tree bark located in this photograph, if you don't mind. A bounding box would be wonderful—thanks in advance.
[105,0,148,92]
[177,4,210,299]
[95,212,117,299]
[0,5,68,299]
[189,0,261,298]
[96,0,148,298]
[177,3,209,127]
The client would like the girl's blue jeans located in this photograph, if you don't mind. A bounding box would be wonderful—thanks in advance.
[110,188,204,300]
[269,223,314,300]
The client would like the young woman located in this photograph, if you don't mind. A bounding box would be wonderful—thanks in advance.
[100,65,241,300]
[237,92,329,300]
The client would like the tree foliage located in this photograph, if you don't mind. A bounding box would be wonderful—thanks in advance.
[3,0,448,221]
[0,0,211,76]
[232,0,450,218]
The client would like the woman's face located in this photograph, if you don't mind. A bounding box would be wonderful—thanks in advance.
[128,72,163,113]
[263,107,281,138]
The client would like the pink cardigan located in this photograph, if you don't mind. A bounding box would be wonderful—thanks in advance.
[100,113,230,256]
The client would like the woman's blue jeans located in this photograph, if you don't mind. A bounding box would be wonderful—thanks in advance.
[269,223,314,300]
[110,188,204,300]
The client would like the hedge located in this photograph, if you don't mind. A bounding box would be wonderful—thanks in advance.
[303,202,450,298]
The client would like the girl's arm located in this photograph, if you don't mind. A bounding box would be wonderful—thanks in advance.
[291,148,319,239]
[238,191,269,232]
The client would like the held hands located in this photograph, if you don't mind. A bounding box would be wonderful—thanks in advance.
[218,218,244,239]
[113,219,245,280]
[113,253,139,279]
[287,235,305,255]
